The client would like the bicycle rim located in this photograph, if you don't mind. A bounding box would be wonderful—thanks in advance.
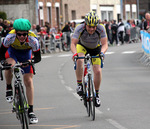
[83,79,89,116]
[18,84,29,129]
[89,75,95,120]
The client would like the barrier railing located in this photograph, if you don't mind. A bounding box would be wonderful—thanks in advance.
[130,27,141,42]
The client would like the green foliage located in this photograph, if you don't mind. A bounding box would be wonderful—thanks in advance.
[0,12,7,20]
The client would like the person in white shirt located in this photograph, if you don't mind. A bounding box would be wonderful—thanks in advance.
[118,19,125,45]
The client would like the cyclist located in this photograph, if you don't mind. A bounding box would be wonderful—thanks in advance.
[0,18,41,124]
[71,11,108,107]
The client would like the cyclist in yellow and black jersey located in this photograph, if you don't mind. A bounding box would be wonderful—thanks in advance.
[71,11,108,107]
[0,18,41,124]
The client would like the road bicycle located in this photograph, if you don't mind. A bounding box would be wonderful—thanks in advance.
[74,53,103,120]
[0,61,36,129]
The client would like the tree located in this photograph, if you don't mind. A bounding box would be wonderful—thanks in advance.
[0,11,7,20]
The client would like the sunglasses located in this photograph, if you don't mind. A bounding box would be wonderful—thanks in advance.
[16,33,28,36]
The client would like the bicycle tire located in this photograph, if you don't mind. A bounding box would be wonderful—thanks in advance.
[18,83,29,129]
[88,74,95,120]
[83,78,89,116]
[87,74,91,117]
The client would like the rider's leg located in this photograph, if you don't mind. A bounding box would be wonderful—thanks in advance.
[23,73,38,124]
[75,52,84,81]
[5,58,16,103]
[75,52,85,96]
[93,64,102,107]
[92,64,102,91]
[5,58,16,84]
[23,73,34,107]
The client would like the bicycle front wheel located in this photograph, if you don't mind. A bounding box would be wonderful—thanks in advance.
[83,78,90,116]
[18,83,29,129]
[88,74,95,120]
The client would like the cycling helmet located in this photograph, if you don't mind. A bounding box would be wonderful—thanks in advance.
[13,18,31,31]
[85,11,99,26]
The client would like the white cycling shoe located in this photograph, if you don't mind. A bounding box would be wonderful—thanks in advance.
[6,89,13,103]
[28,112,38,124]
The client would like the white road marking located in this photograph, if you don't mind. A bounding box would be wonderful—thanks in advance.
[122,51,136,54]
[65,86,73,91]
[42,55,52,58]
[106,52,115,54]
[106,119,128,129]
[57,54,72,57]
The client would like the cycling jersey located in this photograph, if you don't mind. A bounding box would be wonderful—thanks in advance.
[0,29,41,73]
[72,23,107,49]
[3,29,40,51]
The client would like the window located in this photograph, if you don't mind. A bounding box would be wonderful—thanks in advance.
[64,4,68,22]
[72,10,76,20]
[56,7,59,27]
[47,7,52,25]
[101,11,107,21]
[100,6,113,21]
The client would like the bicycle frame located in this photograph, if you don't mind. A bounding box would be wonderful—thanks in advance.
[12,67,29,129]
[0,61,35,129]
[74,54,102,120]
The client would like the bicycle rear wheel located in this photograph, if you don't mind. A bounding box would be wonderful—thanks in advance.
[18,83,29,129]
[88,74,95,120]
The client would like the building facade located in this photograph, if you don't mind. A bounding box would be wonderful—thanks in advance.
[0,0,37,25]
[61,0,90,24]
[0,0,149,28]
[38,0,61,28]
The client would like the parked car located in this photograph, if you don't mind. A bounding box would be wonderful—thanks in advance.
[70,19,85,25]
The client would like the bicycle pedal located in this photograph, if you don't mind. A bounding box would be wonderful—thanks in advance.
[12,107,16,113]
[80,97,83,101]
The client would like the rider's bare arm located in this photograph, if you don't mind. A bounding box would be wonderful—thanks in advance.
[100,37,108,54]
[71,38,79,54]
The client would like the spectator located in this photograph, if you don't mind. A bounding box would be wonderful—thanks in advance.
[0,25,3,36]
[104,20,112,45]
[140,18,145,30]
[37,27,50,53]
[36,25,41,32]
[125,20,131,43]
[44,22,50,34]
[62,22,71,50]
[144,12,150,32]
[2,20,9,37]
[111,20,119,46]
[131,19,136,27]
[0,25,3,45]
[0,18,4,27]
[70,21,76,33]
[31,24,38,35]
[118,19,125,45]
[8,20,14,31]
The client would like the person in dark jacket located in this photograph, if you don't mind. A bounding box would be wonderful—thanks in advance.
[111,20,119,46]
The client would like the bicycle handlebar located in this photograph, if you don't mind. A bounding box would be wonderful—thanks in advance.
[74,54,104,70]
[0,61,36,81]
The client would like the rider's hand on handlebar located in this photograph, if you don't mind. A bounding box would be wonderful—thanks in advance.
[72,53,78,61]
[1,60,9,66]
[100,52,105,60]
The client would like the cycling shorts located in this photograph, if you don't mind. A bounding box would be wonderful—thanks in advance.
[5,46,33,74]
[76,44,102,65]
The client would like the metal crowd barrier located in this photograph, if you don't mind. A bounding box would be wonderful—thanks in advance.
[37,34,63,54]
[130,27,141,42]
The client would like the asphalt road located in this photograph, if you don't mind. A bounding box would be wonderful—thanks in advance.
[0,42,150,129]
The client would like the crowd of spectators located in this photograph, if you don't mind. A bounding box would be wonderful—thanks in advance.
[0,19,77,53]
[100,18,142,46]
[0,13,150,51]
